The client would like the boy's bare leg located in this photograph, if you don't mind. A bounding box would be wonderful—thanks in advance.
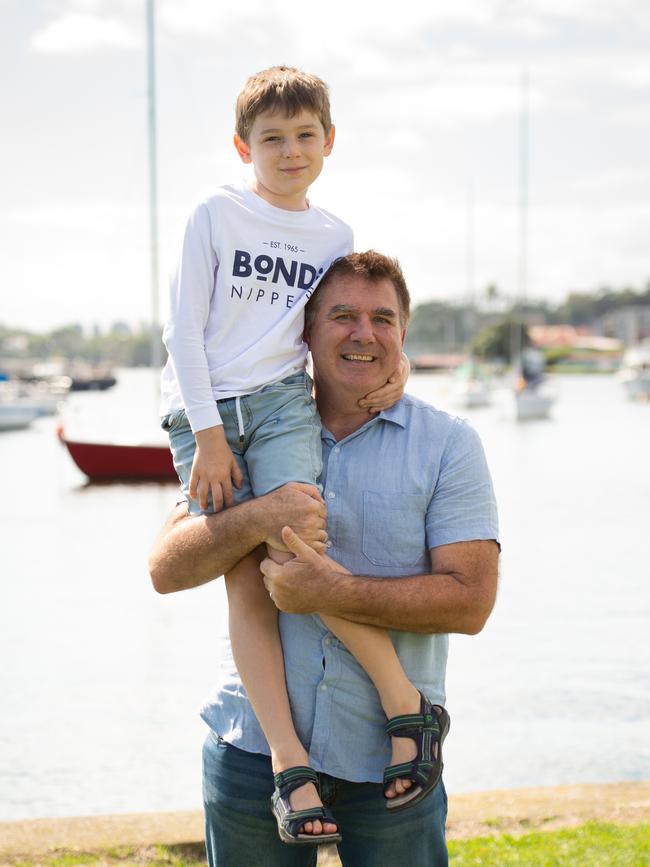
[315,557,423,800]
[266,548,424,800]
[225,551,336,836]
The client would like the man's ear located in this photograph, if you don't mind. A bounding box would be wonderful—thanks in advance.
[233,134,252,164]
[323,125,335,157]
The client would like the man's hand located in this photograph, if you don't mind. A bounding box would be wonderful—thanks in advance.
[190,425,243,511]
[262,484,328,554]
[358,352,410,414]
[260,526,333,612]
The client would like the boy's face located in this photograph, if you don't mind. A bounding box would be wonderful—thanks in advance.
[234,109,335,211]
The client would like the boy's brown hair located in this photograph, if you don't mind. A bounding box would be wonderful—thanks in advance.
[235,66,332,142]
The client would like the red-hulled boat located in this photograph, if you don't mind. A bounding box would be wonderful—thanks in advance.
[57,425,176,481]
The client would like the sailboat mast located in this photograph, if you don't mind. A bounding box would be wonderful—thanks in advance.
[146,0,161,368]
[518,69,529,310]
[466,179,475,306]
[512,69,529,367]
[466,179,477,359]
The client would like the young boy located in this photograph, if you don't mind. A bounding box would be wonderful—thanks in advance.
[160,67,448,846]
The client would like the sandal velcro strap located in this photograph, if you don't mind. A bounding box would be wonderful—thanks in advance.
[271,765,342,845]
[383,693,451,812]
[385,711,441,738]
[273,766,319,795]
[282,806,328,838]
[384,760,435,787]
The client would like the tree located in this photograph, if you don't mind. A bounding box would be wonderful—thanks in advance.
[471,319,531,362]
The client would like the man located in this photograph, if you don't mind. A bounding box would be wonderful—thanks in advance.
[149,251,499,866]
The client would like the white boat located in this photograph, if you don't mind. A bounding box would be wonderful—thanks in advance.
[619,342,650,401]
[497,382,555,421]
[0,403,39,431]
[449,360,492,408]
[497,349,555,421]
[0,380,68,417]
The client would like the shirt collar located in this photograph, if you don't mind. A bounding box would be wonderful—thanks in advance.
[320,398,407,444]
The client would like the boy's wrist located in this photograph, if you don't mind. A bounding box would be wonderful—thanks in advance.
[195,424,226,445]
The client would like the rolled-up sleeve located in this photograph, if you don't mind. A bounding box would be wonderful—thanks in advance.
[425,419,499,549]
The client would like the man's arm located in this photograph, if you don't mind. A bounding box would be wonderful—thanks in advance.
[260,528,499,635]
[149,483,327,594]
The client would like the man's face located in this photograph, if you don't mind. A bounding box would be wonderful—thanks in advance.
[306,275,406,398]
[234,109,335,210]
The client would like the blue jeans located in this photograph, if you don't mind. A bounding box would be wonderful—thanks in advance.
[203,732,448,867]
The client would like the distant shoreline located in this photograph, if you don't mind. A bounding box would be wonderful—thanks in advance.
[1,782,648,859]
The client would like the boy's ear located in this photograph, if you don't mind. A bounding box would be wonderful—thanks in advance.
[323,124,336,157]
[233,134,252,164]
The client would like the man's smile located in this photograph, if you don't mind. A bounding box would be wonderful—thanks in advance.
[341,353,376,362]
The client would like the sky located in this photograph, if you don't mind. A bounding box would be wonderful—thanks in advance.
[1,0,650,332]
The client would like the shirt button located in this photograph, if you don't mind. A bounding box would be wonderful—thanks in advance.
[320,683,328,691]
[328,491,335,499]
[334,447,340,453]
[326,540,332,548]
[324,638,331,646]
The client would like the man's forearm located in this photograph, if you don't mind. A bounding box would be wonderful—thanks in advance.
[149,483,328,594]
[264,540,499,635]
[321,542,498,634]
[149,499,268,593]
[315,570,491,634]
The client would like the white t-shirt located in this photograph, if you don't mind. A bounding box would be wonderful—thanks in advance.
[160,183,353,433]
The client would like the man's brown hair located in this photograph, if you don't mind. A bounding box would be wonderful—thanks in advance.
[235,66,332,142]
[306,251,411,328]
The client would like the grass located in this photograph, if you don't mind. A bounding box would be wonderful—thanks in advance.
[7,843,207,867]
[447,822,650,866]
[5,824,649,866]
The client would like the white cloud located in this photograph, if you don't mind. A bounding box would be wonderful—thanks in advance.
[30,12,138,53]
[575,169,650,194]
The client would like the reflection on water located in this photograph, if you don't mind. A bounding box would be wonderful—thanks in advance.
[1,369,649,819]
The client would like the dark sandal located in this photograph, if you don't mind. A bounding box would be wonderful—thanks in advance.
[271,766,342,846]
[383,692,450,811]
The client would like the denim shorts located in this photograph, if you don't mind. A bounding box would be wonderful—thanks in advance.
[161,372,322,515]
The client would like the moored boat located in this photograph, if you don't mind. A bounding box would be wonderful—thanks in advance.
[0,403,39,431]
[57,425,176,480]
[619,342,650,401]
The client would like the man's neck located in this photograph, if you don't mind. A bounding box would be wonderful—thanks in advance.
[316,386,375,441]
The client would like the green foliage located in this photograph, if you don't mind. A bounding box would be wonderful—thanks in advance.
[470,319,531,362]
[543,346,574,366]
[44,854,98,866]
[406,279,650,354]
[447,822,650,866]
[0,323,165,368]
[7,825,649,867]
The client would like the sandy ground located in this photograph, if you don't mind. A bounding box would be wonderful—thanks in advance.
[1,782,648,863]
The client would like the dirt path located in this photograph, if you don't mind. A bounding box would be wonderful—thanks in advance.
[1,781,648,862]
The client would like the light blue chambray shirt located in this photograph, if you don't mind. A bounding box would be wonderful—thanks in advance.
[200,393,499,783]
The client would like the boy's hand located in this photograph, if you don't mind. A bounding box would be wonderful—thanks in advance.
[262,483,327,555]
[190,425,243,512]
[358,352,411,414]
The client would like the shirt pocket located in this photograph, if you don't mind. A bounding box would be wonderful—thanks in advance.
[362,491,428,569]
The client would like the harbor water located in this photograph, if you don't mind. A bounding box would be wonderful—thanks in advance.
[1,368,649,820]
